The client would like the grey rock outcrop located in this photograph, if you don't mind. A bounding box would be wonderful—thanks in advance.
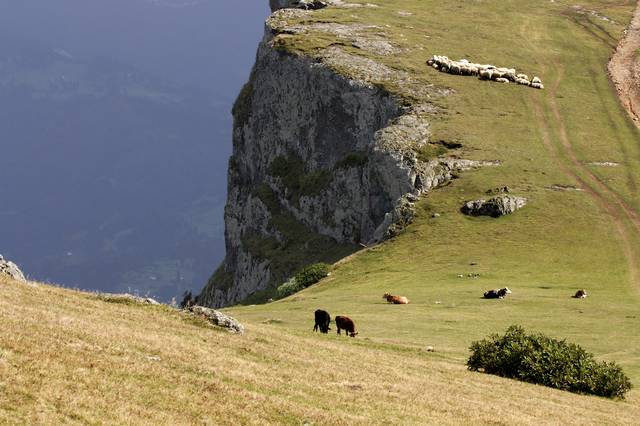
[0,255,26,282]
[97,293,161,305]
[189,306,245,334]
[197,9,498,308]
[461,195,527,217]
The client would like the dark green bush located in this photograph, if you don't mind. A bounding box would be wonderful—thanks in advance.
[268,155,331,203]
[275,263,330,299]
[299,171,331,196]
[268,156,304,196]
[275,277,301,299]
[467,325,632,399]
[335,152,368,169]
[294,263,330,288]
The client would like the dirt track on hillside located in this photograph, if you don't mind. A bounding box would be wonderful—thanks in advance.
[531,68,640,290]
[525,6,640,291]
[548,63,640,289]
[609,1,640,126]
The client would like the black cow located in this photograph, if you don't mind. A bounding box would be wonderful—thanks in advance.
[483,287,512,299]
[335,315,358,337]
[314,309,331,334]
[573,289,588,299]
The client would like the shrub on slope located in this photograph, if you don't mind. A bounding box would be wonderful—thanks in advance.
[468,325,632,399]
[276,263,330,298]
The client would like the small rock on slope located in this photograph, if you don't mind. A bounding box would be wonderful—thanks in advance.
[0,255,27,282]
[461,195,527,217]
[189,306,245,334]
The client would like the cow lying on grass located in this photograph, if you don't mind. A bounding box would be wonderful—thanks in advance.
[313,309,331,333]
[335,316,358,337]
[383,293,410,304]
[573,289,588,299]
[483,288,512,299]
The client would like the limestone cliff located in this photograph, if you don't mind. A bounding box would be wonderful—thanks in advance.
[197,5,493,308]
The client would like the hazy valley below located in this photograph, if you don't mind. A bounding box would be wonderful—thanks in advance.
[0,0,268,301]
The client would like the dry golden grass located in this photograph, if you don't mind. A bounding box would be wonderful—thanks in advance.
[1,276,638,425]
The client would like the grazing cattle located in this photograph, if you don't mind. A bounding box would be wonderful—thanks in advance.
[335,316,358,337]
[313,309,331,333]
[483,287,512,299]
[383,293,410,304]
[573,289,588,299]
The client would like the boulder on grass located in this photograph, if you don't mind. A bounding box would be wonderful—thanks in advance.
[461,195,527,217]
[189,306,245,334]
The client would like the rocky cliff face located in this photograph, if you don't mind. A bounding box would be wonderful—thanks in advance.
[197,6,493,308]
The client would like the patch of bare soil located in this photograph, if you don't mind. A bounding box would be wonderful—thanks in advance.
[609,1,640,125]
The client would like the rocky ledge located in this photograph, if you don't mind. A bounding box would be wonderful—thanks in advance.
[0,255,26,282]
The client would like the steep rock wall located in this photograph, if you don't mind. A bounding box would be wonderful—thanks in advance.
[197,9,490,308]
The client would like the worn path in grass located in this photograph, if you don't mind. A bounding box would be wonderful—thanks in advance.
[526,11,640,293]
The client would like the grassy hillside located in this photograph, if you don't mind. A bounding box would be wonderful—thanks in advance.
[227,0,640,394]
[2,276,640,424]
[5,0,640,423]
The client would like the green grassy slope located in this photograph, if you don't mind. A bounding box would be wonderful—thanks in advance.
[227,0,640,385]
[2,277,640,424]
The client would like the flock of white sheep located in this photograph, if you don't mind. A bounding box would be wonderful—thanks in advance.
[427,55,544,89]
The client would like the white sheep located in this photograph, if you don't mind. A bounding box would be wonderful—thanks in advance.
[479,69,492,80]
[427,54,543,89]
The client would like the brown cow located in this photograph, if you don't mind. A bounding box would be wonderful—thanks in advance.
[335,316,358,337]
[383,292,410,304]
